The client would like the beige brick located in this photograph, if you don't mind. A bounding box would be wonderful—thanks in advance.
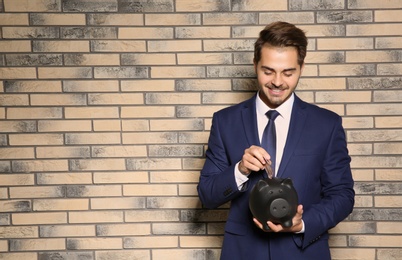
[0,253,37,259]
[316,91,371,103]
[234,0,287,11]
[4,0,61,12]
[121,80,175,92]
[122,53,176,65]
[330,248,376,260]
[176,27,230,39]
[92,40,146,52]
[0,68,36,79]
[378,64,402,76]
[67,238,122,250]
[9,134,63,146]
[176,0,229,12]
[124,236,178,248]
[204,12,258,25]
[148,197,201,209]
[33,198,88,211]
[204,39,254,52]
[317,38,373,50]
[377,222,402,233]
[375,196,402,207]
[94,120,121,131]
[378,249,402,260]
[150,119,203,131]
[151,66,205,78]
[349,235,402,247]
[0,200,31,212]
[69,211,123,224]
[376,169,402,181]
[97,223,150,236]
[38,67,92,79]
[10,186,64,199]
[12,160,68,172]
[0,39,31,51]
[343,117,374,129]
[178,53,232,65]
[33,40,90,52]
[182,158,205,170]
[180,236,222,248]
[0,226,38,238]
[31,13,85,25]
[65,107,119,119]
[148,40,202,52]
[347,143,372,155]
[347,104,401,116]
[177,105,227,118]
[67,185,121,197]
[88,14,143,26]
[349,0,402,9]
[65,133,120,144]
[36,146,90,159]
[347,24,402,36]
[10,238,65,251]
[37,172,92,185]
[179,184,198,196]
[203,92,254,104]
[150,171,199,183]
[40,225,95,237]
[119,28,173,39]
[176,79,231,91]
[376,37,402,49]
[330,221,375,234]
[65,54,120,66]
[260,12,314,24]
[0,14,28,25]
[351,156,401,169]
[92,145,147,158]
[152,249,208,260]
[96,250,150,260]
[121,119,149,131]
[70,158,126,171]
[374,90,402,102]
[352,169,374,181]
[354,195,373,207]
[146,93,200,105]
[348,129,402,142]
[12,212,67,225]
[4,80,61,92]
[121,106,175,118]
[319,64,375,76]
[2,27,58,39]
[63,80,119,92]
[91,197,145,210]
[347,50,402,63]
[123,184,177,196]
[125,210,179,222]
[31,93,86,106]
[38,120,92,132]
[0,188,9,199]
[374,143,402,155]
[0,148,34,159]
[93,171,149,184]
[328,234,347,247]
[145,13,200,26]
[0,94,28,106]
[298,24,345,37]
[127,158,182,171]
[88,93,143,105]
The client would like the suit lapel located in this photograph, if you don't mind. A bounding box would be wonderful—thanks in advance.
[241,94,260,147]
[277,95,308,178]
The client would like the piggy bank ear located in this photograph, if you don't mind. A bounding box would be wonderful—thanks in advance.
[256,179,268,190]
[281,178,294,188]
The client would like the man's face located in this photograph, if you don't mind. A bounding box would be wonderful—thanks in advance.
[254,46,304,108]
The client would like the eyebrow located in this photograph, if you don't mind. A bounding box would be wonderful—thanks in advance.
[261,66,297,72]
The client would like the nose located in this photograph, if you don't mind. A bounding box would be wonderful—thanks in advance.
[271,74,283,87]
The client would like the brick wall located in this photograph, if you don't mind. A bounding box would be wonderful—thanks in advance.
[0,0,401,259]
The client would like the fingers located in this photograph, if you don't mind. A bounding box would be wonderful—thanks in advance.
[253,204,304,233]
[239,145,270,175]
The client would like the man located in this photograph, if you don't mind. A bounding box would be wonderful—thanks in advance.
[197,21,354,259]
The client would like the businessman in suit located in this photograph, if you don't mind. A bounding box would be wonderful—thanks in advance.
[197,21,355,259]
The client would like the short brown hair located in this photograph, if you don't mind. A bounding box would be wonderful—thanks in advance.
[254,21,307,66]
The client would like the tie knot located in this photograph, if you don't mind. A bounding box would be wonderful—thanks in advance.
[266,110,280,121]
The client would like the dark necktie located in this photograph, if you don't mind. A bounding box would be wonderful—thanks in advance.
[261,110,280,177]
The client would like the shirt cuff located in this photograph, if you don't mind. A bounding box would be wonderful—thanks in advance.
[235,161,249,190]
[295,220,305,234]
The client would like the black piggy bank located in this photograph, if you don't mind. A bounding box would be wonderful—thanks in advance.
[249,177,298,231]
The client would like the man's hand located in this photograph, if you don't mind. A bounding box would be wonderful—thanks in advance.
[238,145,270,176]
[253,205,304,233]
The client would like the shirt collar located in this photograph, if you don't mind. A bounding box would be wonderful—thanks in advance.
[256,92,294,120]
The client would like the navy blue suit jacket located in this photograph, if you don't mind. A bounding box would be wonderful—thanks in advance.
[198,94,354,260]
